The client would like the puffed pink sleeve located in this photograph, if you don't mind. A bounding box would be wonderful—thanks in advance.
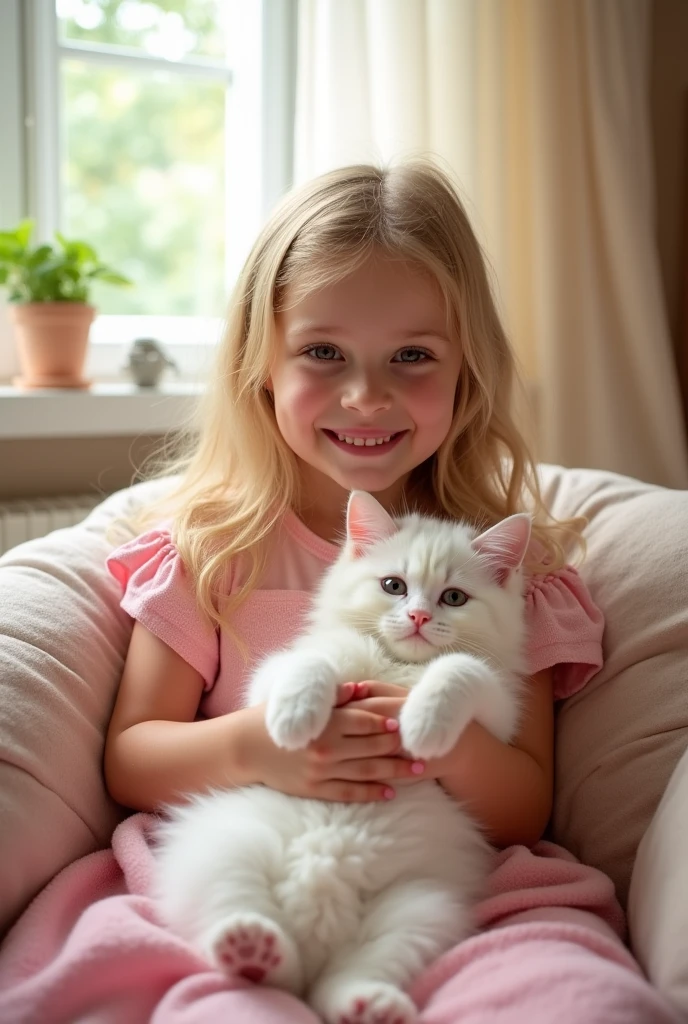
[106,529,219,690]
[525,566,604,700]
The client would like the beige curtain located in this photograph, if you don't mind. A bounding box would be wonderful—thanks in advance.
[294,0,688,488]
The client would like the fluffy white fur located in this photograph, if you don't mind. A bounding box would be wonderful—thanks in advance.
[153,493,531,1024]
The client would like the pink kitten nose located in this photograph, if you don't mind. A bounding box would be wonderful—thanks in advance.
[408,609,431,627]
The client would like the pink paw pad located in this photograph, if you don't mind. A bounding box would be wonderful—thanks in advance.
[339,1002,408,1024]
[213,920,284,983]
[335,986,416,1024]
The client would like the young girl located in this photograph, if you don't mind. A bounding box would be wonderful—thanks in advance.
[0,162,680,1024]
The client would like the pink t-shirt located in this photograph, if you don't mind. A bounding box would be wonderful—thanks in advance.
[106,510,604,720]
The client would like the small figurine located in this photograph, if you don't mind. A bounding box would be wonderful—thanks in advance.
[124,337,178,388]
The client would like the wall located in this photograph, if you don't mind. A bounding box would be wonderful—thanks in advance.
[0,436,166,501]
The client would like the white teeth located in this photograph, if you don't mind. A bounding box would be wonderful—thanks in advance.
[336,434,394,446]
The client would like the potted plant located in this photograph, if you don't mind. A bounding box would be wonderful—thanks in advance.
[0,220,132,389]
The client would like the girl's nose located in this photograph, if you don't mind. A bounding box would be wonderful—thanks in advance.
[341,375,392,415]
[408,609,431,627]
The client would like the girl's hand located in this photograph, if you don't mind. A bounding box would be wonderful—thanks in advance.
[350,680,458,781]
[347,679,409,725]
[235,683,426,803]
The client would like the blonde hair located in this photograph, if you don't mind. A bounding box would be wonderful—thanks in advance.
[136,161,584,628]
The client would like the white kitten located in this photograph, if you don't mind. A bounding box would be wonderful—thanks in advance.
[153,493,531,1024]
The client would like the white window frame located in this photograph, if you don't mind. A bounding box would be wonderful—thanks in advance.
[0,0,297,383]
[0,0,26,381]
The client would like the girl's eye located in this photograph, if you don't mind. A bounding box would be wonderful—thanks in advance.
[304,344,342,361]
[393,348,430,364]
[381,577,407,596]
[440,588,469,607]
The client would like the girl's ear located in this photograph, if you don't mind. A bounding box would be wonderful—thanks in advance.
[471,513,532,586]
[346,491,398,557]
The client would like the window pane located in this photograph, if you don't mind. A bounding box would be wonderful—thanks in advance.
[57,0,229,62]
[62,60,226,316]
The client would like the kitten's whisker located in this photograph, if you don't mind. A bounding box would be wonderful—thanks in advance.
[454,636,510,673]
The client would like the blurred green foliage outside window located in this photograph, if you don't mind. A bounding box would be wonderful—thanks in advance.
[57,0,229,317]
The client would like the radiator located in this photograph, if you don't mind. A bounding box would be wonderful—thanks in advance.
[0,494,105,556]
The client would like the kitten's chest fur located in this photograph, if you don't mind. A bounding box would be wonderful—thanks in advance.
[311,629,428,691]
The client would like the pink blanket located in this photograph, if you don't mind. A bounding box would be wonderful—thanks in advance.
[0,813,662,1024]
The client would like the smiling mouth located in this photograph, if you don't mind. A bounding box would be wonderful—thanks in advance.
[323,429,406,452]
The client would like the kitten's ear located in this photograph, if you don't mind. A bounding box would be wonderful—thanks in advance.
[346,491,398,557]
[471,513,532,586]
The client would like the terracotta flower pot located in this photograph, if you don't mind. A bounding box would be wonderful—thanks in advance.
[9,302,96,389]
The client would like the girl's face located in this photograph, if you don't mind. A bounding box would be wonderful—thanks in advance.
[269,252,463,521]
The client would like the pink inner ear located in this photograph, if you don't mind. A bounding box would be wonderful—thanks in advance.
[471,514,532,584]
[346,491,398,557]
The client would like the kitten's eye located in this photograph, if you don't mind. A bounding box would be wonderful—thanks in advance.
[441,588,469,607]
[381,577,407,596]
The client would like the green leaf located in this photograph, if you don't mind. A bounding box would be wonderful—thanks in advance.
[0,230,24,247]
[1,219,132,302]
[14,220,34,248]
[33,257,70,277]
[59,238,97,264]
[26,244,56,269]
[0,237,26,262]
[88,266,132,286]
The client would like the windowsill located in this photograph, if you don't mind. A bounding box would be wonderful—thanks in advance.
[0,379,204,439]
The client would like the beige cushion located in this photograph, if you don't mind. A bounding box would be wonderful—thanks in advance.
[539,465,688,908]
[0,465,686,946]
[628,744,688,1014]
[0,478,172,936]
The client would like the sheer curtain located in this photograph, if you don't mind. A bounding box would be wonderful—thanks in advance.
[294,0,688,488]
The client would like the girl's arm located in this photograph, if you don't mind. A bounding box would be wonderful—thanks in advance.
[104,622,246,810]
[352,668,554,849]
[104,621,422,812]
[436,667,554,848]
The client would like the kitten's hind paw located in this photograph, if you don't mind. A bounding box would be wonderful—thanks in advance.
[204,912,302,994]
[313,978,418,1024]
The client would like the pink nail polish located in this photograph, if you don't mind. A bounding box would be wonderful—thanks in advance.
[411,761,425,775]
[383,787,396,799]
[385,718,399,732]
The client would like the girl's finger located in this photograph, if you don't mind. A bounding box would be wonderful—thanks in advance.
[312,781,397,803]
[346,696,406,719]
[334,681,357,706]
[352,680,409,699]
[332,707,400,736]
[338,756,425,782]
[311,732,403,764]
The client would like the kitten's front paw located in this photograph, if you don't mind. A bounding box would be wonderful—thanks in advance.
[399,690,469,761]
[265,660,336,750]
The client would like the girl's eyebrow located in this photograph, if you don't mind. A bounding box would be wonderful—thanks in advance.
[286,323,345,338]
[400,329,452,345]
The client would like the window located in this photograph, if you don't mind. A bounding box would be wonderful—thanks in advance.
[1,0,296,379]
[59,0,233,319]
